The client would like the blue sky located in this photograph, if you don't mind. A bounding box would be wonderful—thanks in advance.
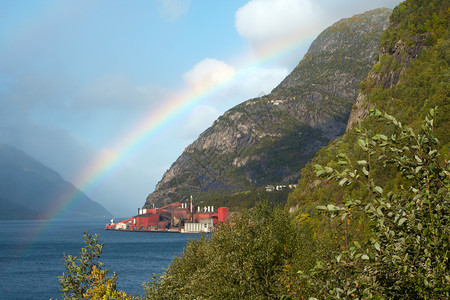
[0,0,402,216]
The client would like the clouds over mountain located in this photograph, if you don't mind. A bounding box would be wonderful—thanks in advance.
[182,58,236,94]
[235,0,319,50]
[235,0,400,66]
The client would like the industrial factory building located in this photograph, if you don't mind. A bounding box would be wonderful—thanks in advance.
[105,200,228,233]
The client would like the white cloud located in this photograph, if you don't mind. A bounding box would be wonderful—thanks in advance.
[179,56,289,113]
[234,0,402,68]
[156,0,191,21]
[182,58,235,95]
[235,0,322,53]
[236,0,316,42]
[235,66,289,97]
[317,0,402,20]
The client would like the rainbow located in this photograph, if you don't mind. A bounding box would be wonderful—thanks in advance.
[46,28,322,221]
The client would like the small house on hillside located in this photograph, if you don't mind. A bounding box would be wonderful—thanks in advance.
[266,185,275,192]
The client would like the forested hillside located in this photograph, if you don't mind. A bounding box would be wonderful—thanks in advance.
[288,0,449,209]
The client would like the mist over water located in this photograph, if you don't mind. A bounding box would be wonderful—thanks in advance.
[0,219,198,299]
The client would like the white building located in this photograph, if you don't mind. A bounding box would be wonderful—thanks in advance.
[115,222,128,230]
[184,218,214,233]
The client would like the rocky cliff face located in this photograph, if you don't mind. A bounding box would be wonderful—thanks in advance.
[145,8,392,208]
[346,33,429,131]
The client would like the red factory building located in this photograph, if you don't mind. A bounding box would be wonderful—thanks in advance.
[105,201,228,233]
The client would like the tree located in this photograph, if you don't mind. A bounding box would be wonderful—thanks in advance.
[307,108,449,298]
[58,232,135,300]
[145,200,312,299]
[83,265,137,300]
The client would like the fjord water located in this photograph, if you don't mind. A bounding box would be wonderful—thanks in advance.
[0,219,196,299]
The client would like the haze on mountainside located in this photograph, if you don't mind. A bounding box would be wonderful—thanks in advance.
[0,144,111,220]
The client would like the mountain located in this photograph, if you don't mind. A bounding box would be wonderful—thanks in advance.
[145,8,392,208]
[288,0,449,208]
[0,144,112,220]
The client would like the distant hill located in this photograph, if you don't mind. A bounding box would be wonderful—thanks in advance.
[145,8,392,208]
[0,144,111,220]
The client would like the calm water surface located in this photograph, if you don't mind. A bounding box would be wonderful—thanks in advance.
[0,219,199,299]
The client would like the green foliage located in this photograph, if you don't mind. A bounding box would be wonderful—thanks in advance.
[58,232,134,300]
[286,1,450,297]
[306,109,449,298]
[287,129,369,208]
[372,53,403,74]
[146,111,448,299]
[145,200,318,299]
[59,232,106,299]
[365,37,450,145]
[381,0,449,49]
[289,0,449,210]
[83,265,137,300]
[199,187,291,211]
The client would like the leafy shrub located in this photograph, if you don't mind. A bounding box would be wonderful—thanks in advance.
[58,232,135,300]
[145,201,317,299]
[307,109,449,298]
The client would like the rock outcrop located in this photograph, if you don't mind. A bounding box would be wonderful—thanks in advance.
[346,33,429,131]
